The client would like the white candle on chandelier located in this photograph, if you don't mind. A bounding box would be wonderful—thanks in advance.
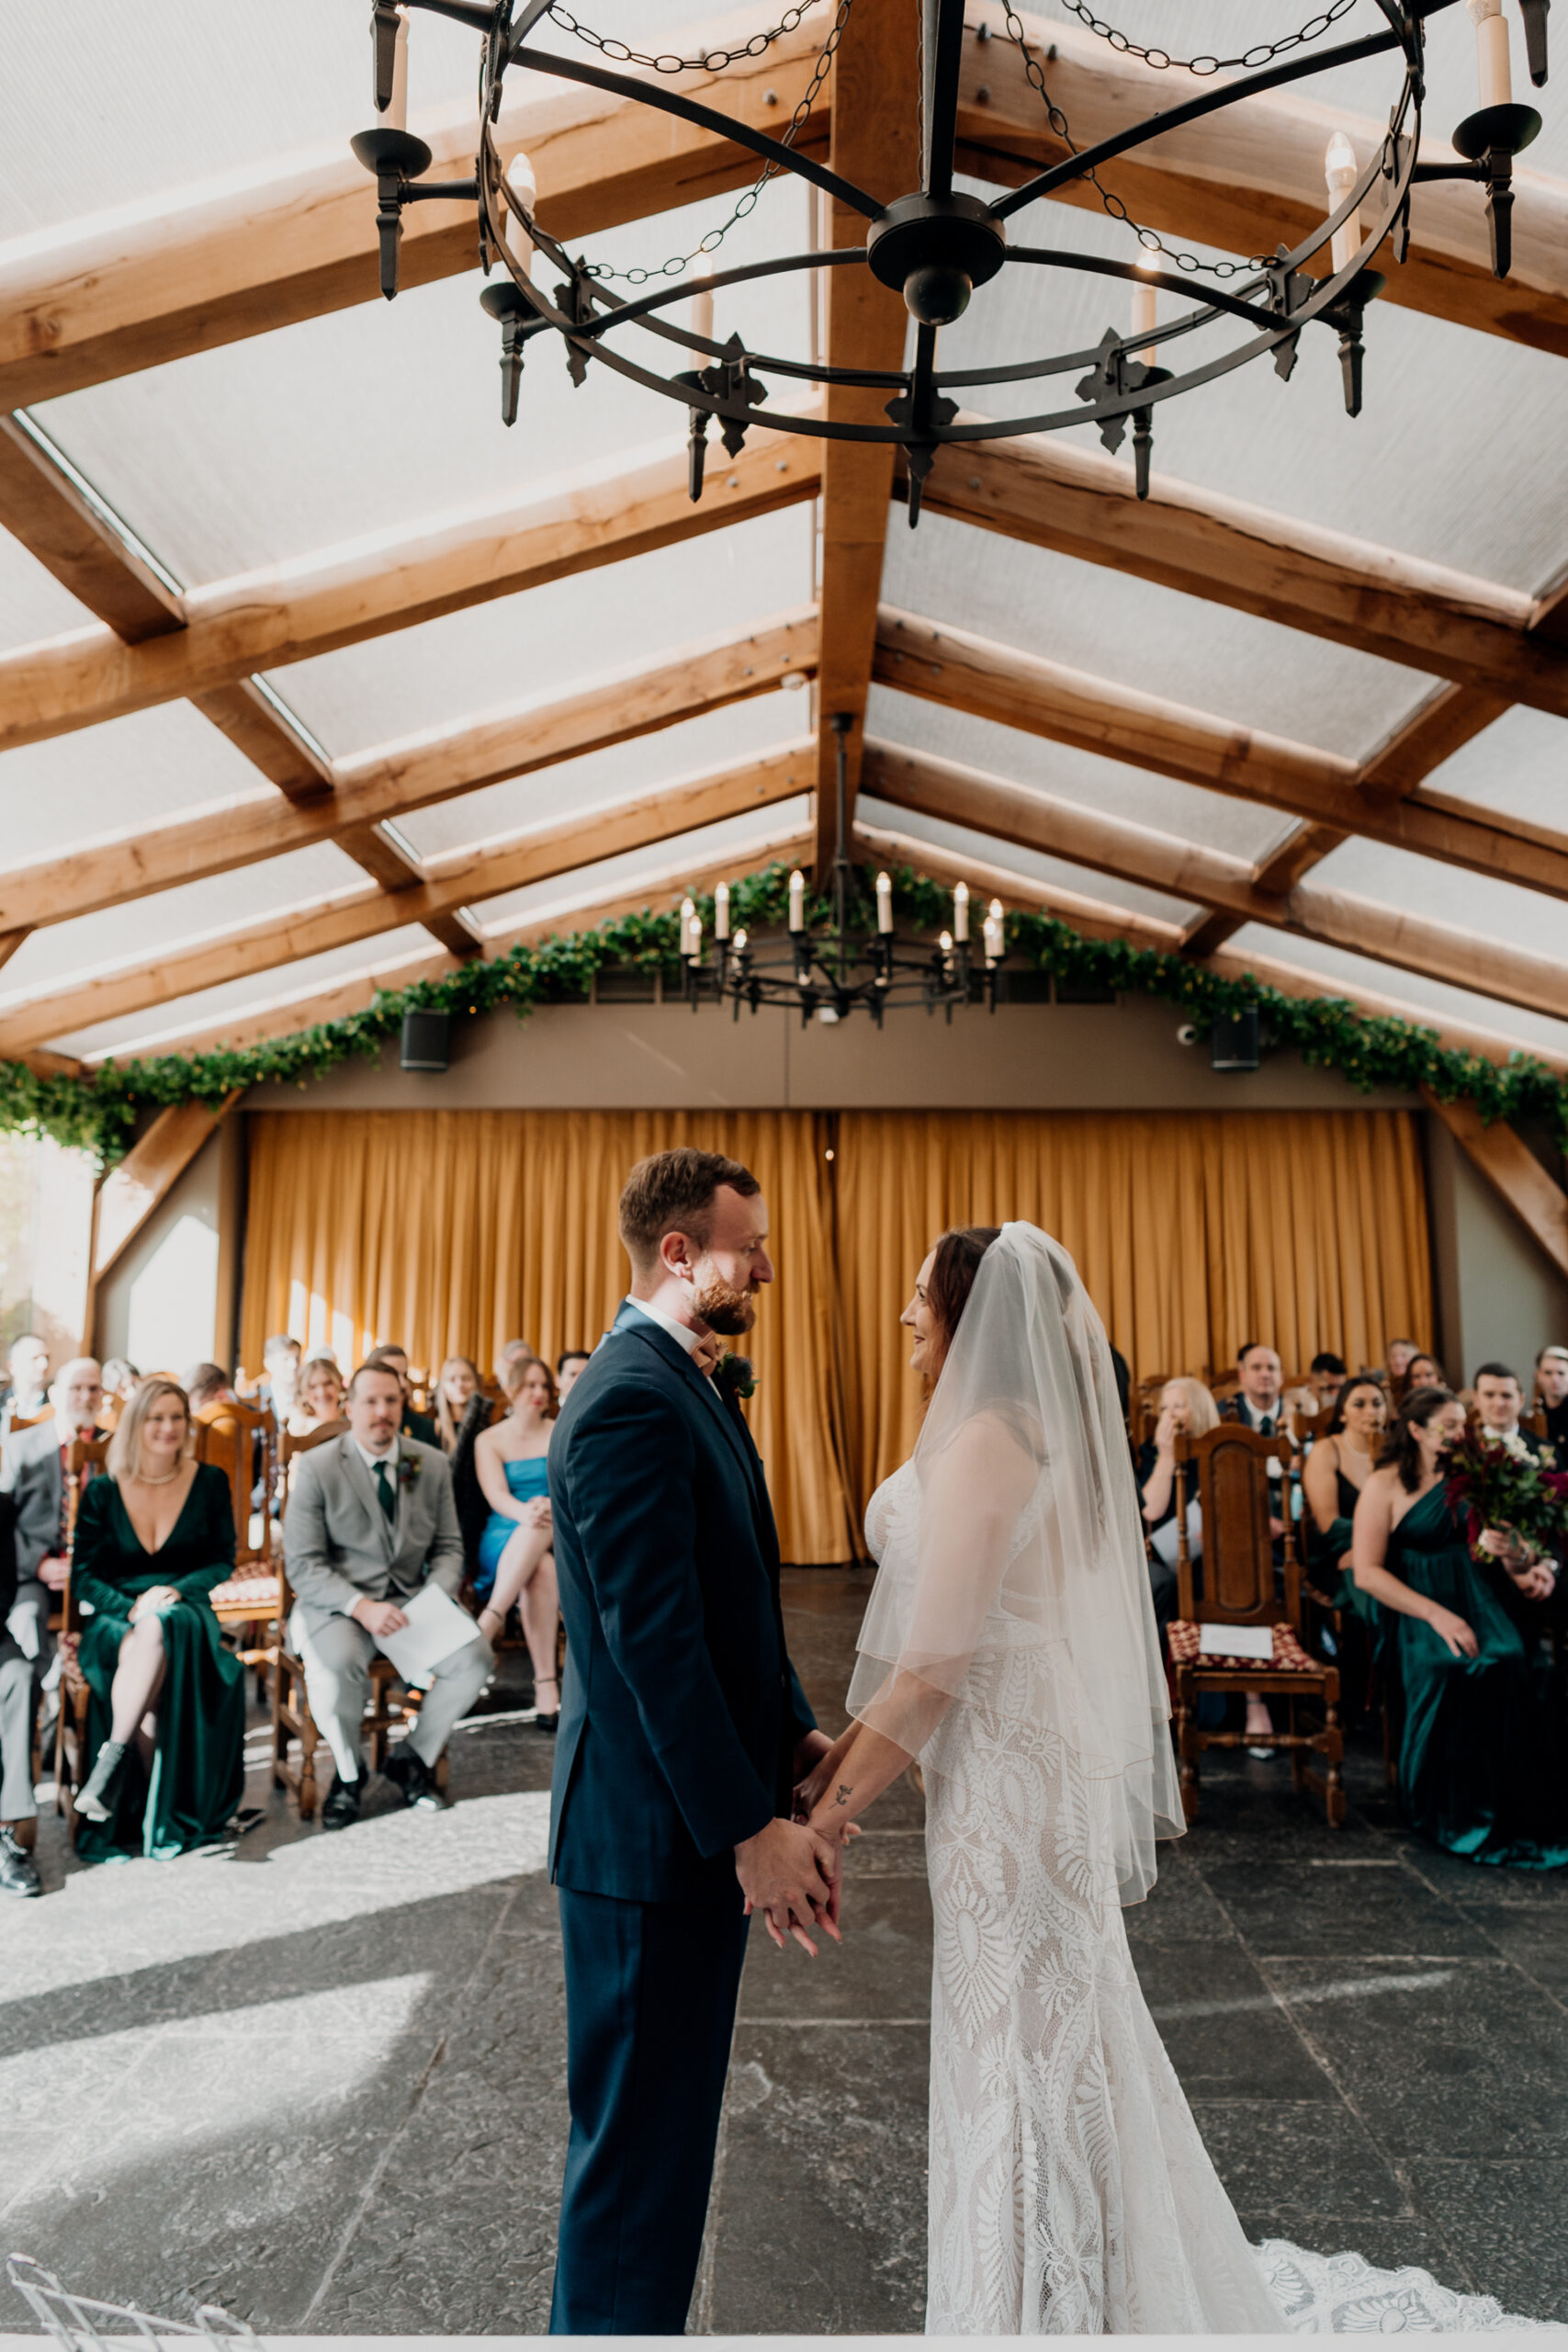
[714,881,730,940]
[939,929,953,964]
[503,152,536,270]
[788,868,806,933]
[385,6,410,130]
[1131,252,1158,365]
[680,895,696,958]
[688,908,704,959]
[1466,0,1513,107]
[984,897,1005,963]
[1323,131,1360,274]
[953,881,970,942]
[689,280,715,371]
[875,871,893,933]
[733,927,748,955]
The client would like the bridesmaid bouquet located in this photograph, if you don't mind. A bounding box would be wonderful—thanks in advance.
[1443,1429,1568,1566]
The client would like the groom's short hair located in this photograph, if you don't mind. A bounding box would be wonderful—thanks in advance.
[619,1148,760,1274]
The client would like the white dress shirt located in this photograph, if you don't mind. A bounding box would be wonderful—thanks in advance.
[624,1297,704,1356]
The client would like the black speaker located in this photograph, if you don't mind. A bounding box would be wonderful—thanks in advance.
[1210,1005,1261,1072]
[400,1009,450,1072]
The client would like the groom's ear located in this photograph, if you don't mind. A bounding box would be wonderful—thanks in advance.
[657,1227,697,1281]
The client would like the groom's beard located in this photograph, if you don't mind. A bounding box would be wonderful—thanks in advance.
[693,1271,757,1336]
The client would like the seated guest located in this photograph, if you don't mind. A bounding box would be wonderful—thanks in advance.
[433,1356,481,1454]
[184,1363,234,1415]
[262,1333,303,1422]
[1136,1377,1218,1630]
[366,1346,438,1445]
[0,1333,50,1439]
[474,1354,560,1731]
[1304,1351,1348,1412]
[1220,1341,1290,1755]
[283,1362,491,1826]
[1472,1362,1541,1456]
[1352,1385,1566,1869]
[1536,1344,1568,1451]
[555,1350,592,1407]
[1405,1351,1444,1392]
[69,1379,246,1859]
[0,1357,105,1870]
[1383,1337,1418,1406]
[1303,1375,1387,1617]
[494,1338,537,1389]
[99,1359,141,1409]
[0,1493,39,1898]
[289,1355,345,1434]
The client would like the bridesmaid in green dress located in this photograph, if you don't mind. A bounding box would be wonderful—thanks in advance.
[70,1377,246,1861]
[1352,1385,1568,1871]
[1303,1375,1388,1626]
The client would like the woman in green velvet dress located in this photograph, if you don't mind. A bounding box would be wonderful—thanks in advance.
[1353,1384,1568,1871]
[1303,1375,1387,1627]
[70,1377,245,1861]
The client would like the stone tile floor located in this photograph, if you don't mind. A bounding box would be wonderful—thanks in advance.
[2,1566,1565,2334]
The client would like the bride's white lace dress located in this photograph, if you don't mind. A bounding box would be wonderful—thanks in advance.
[865,1464,1553,2338]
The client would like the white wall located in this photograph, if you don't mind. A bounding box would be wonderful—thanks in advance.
[1425,1117,1568,1385]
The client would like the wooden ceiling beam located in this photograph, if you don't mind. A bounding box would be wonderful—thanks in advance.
[92,1093,243,1281]
[863,740,1568,1023]
[811,0,919,876]
[0,19,828,412]
[0,743,813,1055]
[1423,1088,1568,1278]
[0,608,817,932]
[0,425,819,753]
[958,4,1568,360]
[874,608,1568,900]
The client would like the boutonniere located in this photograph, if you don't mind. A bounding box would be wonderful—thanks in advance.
[714,1353,758,1403]
[397,1454,423,1489]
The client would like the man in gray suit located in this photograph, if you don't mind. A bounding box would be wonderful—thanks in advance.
[0,1356,105,1879]
[285,1359,491,1828]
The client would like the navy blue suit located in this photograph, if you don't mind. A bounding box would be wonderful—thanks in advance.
[547,1302,815,2334]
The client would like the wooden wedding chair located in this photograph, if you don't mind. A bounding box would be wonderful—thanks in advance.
[196,1397,281,1698]
[1168,1423,1345,1827]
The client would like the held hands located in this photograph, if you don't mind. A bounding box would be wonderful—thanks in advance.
[734,1815,843,1959]
[352,1596,410,1639]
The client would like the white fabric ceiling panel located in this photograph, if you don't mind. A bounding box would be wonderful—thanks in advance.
[1303,833,1568,960]
[61,927,438,1064]
[0,527,95,654]
[0,702,276,865]
[471,795,815,929]
[856,792,1201,928]
[265,505,815,757]
[1414,703,1568,831]
[865,683,1295,860]
[880,511,1432,762]
[0,842,373,1001]
[1221,922,1568,1060]
[35,181,811,589]
[396,688,810,859]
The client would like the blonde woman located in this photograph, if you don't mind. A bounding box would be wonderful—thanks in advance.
[288,1354,345,1434]
[69,1379,245,1860]
[433,1355,481,1453]
[474,1354,560,1729]
[1136,1375,1220,1546]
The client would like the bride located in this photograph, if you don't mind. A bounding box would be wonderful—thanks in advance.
[795,1223,1540,2335]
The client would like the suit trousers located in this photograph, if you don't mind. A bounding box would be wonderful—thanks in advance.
[550,1888,750,2335]
[289,1609,491,1781]
[0,1582,50,1822]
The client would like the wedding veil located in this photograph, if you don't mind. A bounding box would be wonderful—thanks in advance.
[846,1221,1184,1905]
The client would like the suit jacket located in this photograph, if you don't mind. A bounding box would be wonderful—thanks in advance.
[284,1434,465,1625]
[547,1301,816,1907]
[0,1415,73,1578]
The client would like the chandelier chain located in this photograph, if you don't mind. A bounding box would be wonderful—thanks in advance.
[544,0,829,76]
[1055,0,1359,77]
[581,0,853,286]
[999,4,1280,277]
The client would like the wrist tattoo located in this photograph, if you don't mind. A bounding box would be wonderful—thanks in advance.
[834,1782,852,1807]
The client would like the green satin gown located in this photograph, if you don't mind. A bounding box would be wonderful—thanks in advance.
[73,1464,246,1863]
[1385,1481,1568,1871]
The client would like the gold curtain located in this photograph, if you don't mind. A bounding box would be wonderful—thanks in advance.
[243,1106,1428,1563]
[833,1110,1432,1512]
[242,1109,856,1564]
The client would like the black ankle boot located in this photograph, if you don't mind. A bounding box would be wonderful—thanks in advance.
[74,1737,129,1823]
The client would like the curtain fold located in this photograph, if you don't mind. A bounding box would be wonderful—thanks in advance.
[244,1106,1429,1565]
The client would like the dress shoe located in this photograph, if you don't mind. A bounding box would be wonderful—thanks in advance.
[73,1736,129,1823]
[321,1774,363,1829]
[0,1827,41,1898]
[383,1745,446,1810]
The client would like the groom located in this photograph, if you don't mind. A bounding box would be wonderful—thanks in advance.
[547,1148,839,2335]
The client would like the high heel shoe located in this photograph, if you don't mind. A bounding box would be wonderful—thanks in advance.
[533,1677,560,1734]
[74,1737,129,1822]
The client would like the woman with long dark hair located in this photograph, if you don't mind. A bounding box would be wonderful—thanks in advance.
[1351,1385,1567,1869]
[1303,1375,1387,1620]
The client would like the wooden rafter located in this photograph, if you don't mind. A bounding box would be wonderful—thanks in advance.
[1422,1088,1568,1278]
[0,425,819,753]
[92,1094,243,1281]
[0,744,813,1056]
[0,609,817,932]
[863,741,1568,1023]
[811,0,919,876]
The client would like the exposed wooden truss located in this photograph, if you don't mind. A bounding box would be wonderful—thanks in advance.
[1424,1088,1568,1278]
[92,1094,243,1282]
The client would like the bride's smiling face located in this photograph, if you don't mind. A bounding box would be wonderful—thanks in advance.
[901,1250,940,1374]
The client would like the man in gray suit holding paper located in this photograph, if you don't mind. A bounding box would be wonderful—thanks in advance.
[285,1360,491,1827]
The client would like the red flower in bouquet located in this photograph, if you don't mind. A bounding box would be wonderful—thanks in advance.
[1442,1426,1568,1567]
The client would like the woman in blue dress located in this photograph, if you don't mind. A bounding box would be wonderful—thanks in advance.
[473,1353,559,1728]
[1352,1384,1568,1870]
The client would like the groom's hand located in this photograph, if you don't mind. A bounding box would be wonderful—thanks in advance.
[734,1817,840,1958]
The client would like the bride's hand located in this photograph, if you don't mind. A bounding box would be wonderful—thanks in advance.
[793,1753,838,1821]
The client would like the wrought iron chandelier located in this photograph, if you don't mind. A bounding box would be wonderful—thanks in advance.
[354,0,1551,517]
[676,718,1000,1023]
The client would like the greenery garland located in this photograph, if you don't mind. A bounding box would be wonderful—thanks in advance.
[6,862,1564,1164]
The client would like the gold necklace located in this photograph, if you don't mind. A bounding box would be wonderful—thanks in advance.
[135,1464,185,1487]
